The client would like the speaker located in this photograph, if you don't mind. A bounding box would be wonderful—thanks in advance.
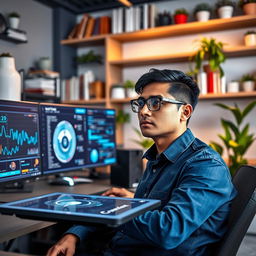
[111,149,143,188]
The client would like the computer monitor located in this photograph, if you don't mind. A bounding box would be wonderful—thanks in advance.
[0,100,41,186]
[39,103,116,184]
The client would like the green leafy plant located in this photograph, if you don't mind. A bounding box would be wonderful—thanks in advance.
[241,73,255,82]
[216,0,235,8]
[209,101,256,176]
[8,12,20,18]
[194,3,212,14]
[245,30,256,35]
[76,50,102,64]
[174,8,189,16]
[116,110,130,124]
[132,127,154,150]
[192,37,226,77]
[123,80,135,89]
[0,52,12,57]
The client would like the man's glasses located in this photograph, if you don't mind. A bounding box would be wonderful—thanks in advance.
[130,95,186,113]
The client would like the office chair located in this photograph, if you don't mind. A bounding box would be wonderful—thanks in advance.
[214,165,256,256]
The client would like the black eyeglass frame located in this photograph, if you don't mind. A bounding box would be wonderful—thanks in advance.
[130,95,186,113]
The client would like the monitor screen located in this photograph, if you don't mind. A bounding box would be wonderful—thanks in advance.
[39,104,116,175]
[0,100,41,183]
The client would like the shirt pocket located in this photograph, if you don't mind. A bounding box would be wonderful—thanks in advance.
[148,190,170,208]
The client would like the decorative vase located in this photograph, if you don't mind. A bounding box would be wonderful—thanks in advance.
[243,3,256,15]
[244,34,256,46]
[9,17,20,29]
[174,14,188,24]
[38,57,52,70]
[242,81,255,92]
[196,11,210,22]
[218,6,234,18]
[0,57,21,101]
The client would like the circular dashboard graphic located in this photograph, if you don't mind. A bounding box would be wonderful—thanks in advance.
[53,121,76,163]
[90,149,99,163]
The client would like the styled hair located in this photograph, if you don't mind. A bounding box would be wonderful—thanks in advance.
[135,68,200,110]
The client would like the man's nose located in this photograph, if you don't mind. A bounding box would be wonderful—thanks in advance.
[140,103,151,116]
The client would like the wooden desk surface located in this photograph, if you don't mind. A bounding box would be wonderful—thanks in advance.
[0,178,111,243]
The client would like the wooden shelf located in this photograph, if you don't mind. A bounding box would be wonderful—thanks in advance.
[61,15,256,47]
[109,46,256,67]
[62,98,107,105]
[110,92,256,104]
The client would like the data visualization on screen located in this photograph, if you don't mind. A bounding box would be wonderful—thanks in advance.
[40,104,116,175]
[0,100,41,183]
[86,108,116,167]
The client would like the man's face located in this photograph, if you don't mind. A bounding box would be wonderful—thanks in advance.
[138,82,184,139]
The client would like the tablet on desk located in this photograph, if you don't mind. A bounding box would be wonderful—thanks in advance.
[0,192,161,227]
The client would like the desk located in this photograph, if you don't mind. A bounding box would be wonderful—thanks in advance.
[0,178,111,243]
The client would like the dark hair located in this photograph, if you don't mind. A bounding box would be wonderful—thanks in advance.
[135,68,200,110]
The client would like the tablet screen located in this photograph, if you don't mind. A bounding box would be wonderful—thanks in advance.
[0,192,161,226]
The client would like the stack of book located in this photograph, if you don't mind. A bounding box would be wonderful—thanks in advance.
[3,27,27,42]
[67,14,111,40]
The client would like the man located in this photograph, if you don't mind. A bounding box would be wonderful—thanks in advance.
[47,69,236,256]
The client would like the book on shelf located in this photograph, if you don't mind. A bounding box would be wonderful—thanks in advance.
[24,88,55,96]
[77,14,89,39]
[3,27,27,41]
[28,69,59,79]
[68,24,79,39]
[84,17,95,38]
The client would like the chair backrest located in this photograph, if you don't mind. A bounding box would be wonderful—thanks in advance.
[215,165,256,256]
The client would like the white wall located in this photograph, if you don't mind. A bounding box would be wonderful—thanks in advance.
[0,0,53,71]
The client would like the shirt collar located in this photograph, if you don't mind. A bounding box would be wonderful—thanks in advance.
[143,128,195,163]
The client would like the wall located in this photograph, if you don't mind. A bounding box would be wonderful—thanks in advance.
[0,0,53,71]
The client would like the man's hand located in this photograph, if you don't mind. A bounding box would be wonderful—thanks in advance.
[46,234,78,256]
[102,187,134,198]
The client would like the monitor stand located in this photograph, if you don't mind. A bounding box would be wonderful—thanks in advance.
[0,181,34,193]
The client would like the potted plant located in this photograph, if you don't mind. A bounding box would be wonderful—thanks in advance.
[244,30,256,46]
[194,3,211,22]
[38,57,52,70]
[76,50,102,64]
[173,8,189,24]
[123,80,137,98]
[8,12,20,29]
[216,0,235,18]
[111,84,125,99]
[192,37,226,77]
[240,73,255,91]
[132,127,154,150]
[156,11,172,26]
[116,110,130,125]
[227,80,240,92]
[239,0,256,15]
[209,101,256,175]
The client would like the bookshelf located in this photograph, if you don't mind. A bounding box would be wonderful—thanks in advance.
[61,15,256,144]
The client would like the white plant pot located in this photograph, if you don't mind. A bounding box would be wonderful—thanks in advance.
[242,81,255,92]
[0,57,21,101]
[126,88,137,98]
[38,58,52,70]
[244,34,256,46]
[218,6,234,19]
[227,81,240,93]
[9,17,20,29]
[111,87,125,99]
[196,11,210,22]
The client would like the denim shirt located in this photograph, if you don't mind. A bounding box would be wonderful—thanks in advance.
[68,129,237,256]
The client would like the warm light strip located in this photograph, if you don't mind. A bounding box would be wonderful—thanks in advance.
[117,0,132,7]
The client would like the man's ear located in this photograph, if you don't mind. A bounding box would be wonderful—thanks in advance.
[181,104,193,121]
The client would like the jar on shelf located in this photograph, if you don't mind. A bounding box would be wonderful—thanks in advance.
[111,84,125,99]
[0,53,21,101]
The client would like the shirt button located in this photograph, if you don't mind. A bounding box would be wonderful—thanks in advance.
[153,168,156,173]
[144,193,147,197]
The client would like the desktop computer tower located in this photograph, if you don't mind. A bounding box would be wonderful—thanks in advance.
[111,149,143,188]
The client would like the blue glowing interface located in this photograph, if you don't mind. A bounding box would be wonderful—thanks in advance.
[40,104,116,175]
[0,100,41,183]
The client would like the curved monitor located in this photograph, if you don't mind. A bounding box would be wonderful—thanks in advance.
[0,100,41,184]
[39,103,116,175]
